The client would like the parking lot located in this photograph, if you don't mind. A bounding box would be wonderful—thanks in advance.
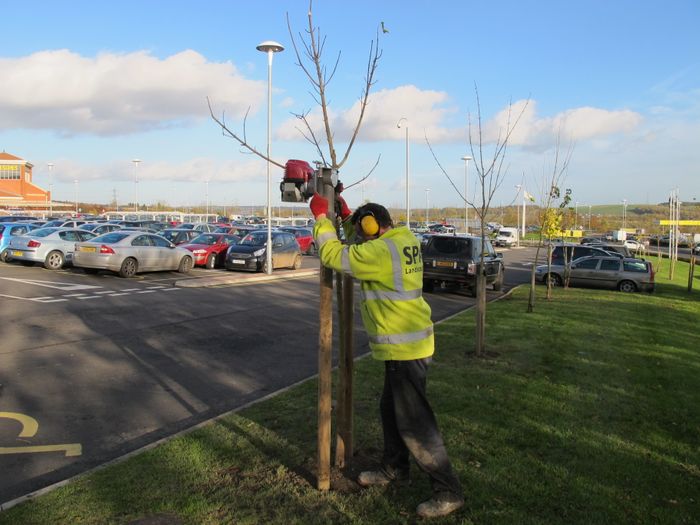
[0,246,536,505]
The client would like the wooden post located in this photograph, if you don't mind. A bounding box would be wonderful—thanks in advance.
[688,254,696,292]
[335,273,354,467]
[317,175,335,491]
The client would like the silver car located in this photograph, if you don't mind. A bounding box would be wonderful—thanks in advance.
[7,227,97,270]
[73,231,194,278]
[535,256,654,293]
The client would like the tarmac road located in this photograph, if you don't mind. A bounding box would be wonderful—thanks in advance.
[0,247,537,507]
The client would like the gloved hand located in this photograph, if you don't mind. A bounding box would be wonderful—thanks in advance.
[309,192,329,219]
[337,195,352,220]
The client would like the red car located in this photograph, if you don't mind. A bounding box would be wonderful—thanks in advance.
[181,233,241,269]
[279,227,316,255]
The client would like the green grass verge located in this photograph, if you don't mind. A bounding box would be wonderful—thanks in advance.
[2,260,698,524]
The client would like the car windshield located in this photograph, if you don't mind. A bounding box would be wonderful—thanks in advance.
[28,227,60,238]
[240,232,268,246]
[425,237,472,255]
[190,234,220,245]
[91,232,130,244]
[159,230,182,241]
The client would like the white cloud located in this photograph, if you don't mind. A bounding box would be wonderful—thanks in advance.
[482,99,643,150]
[0,49,265,136]
[276,85,644,154]
[276,85,459,143]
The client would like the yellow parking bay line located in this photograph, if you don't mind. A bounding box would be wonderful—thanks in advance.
[0,444,82,457]
[0,412,38,437]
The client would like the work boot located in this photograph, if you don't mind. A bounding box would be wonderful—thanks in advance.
[357,467,409,487]
[416,492,464,519]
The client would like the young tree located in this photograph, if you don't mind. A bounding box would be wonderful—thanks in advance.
[428,87,528,356]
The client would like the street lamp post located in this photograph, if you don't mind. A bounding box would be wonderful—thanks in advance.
[575,201,579,230]
[132,159,141,214]
[588,204,592,231]
[622,198,628,230]
[74,179,79,214]
[257,40,284,275]
[425,188,430,226]
[205,180,210,219]
[47,163,54,217]
[461,155,472,234]
[397,118,409,228]
[515,184,522,240]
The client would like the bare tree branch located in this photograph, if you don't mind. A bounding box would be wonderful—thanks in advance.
[343,154,382,190]
[207,97,285,169]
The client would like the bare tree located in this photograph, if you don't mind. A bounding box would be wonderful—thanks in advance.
[428,86,528,356]
[525,131,574,309]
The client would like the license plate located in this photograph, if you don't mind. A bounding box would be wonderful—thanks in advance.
[80,246,97,252]
[231,259,245,264]
[437,261,455,268]
[11,250,22,257]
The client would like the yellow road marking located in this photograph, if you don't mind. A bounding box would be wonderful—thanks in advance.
[0,444,82,457]
[0,412,38,437]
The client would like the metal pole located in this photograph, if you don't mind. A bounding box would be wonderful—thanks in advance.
[397,118,409,227]
[47,163,54,216]
[132,159,141,213]
[425,188,430,226]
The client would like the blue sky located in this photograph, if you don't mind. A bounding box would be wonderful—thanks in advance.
[1,0,698,213]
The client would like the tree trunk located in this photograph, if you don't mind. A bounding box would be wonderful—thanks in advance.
[475,266,486,356]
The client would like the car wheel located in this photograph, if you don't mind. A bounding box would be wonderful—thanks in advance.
[178,256,193,273]
[493,267,504,291]
[119,257,138,278]
[618,280,637,293]
[291,254,302,270]
[546,273,563,287]
[44,250,65,270]
[260,259,269,273]
[0,249,10,263]
[422,279,435,293]
[205,253,216,269]
[307,243,317,255]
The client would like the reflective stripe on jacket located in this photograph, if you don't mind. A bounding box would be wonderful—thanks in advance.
[313,217,434,361]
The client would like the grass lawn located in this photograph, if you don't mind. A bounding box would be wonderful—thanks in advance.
[1,260,698,524]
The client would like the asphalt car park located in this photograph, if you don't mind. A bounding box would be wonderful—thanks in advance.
[0,247,535,505]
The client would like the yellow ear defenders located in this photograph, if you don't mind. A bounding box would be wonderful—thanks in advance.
[359,211,380,237]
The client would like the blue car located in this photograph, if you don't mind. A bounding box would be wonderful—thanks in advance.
[0,222,39,262]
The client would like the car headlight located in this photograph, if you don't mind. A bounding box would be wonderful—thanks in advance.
[253,248,265,257]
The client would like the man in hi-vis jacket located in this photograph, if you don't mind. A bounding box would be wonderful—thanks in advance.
[309,193,464,519]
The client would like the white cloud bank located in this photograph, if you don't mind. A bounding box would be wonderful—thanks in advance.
[0,49,264,135]
[277,85,643,151]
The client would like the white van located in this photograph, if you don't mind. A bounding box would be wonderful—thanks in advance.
[495,227,519,247]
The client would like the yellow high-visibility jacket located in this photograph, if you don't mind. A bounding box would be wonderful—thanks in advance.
[313,217,434,361]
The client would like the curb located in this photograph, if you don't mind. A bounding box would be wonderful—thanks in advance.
[175,268,319,288]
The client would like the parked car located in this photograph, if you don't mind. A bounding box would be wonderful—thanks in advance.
[0,215,34,223]
[278,227,316,255]
[214,225,259,238]
[179,222,217,232]
[535,256,654,293]
[622,239,646,254]
[180,233,241,269]
[158,228,201,245]
[580,236,604,245]
[494,227,519,247]
[0,222,39,261]
[550,243,623,265]
[73,231,194,278]
[225,230,301,272]
[596,243,633,258]
[421,234,504,296]
[6,227,97,269]
[80,223,124,235]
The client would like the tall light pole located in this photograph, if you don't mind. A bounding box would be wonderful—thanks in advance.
[588,204,592,231]
[397,118,409,227]
[461,155,472,234]
[515,184,522,237]
[132,159,141,214]
[74,179,79,214]
[425,188,430,226]
[47,163,54,217]
[622,198,627,230]
[257,40,284,275]
[575,201,579,230]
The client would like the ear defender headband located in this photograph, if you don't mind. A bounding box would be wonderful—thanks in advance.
[357,209,380,237]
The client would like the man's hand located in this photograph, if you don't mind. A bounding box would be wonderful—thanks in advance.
[309,193,329,219]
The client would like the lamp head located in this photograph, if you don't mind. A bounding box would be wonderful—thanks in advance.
[461,155,472,161]
[257,41,284,53]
